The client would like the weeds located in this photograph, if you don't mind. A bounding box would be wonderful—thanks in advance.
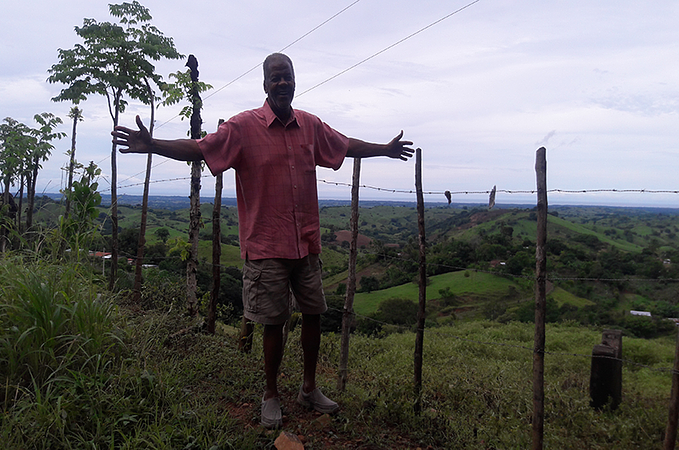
[1,255,677,448]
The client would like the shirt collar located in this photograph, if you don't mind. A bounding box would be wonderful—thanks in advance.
[262,100,299,128]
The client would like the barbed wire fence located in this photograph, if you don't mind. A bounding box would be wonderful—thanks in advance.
[92,145,679,448]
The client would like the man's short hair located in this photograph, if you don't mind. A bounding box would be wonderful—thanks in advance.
[263,53,294,79]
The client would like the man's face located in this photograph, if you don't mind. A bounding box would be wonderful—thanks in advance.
[264,57,295,119]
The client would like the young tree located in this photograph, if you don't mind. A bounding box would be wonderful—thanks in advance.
[131,77,159,304]
[64,105,84,218]
[0,118,34,252]
[47,0,181,290]
[60,161,103,261]
[26,113,66,231]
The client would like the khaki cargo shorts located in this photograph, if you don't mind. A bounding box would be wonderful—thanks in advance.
[242,254,326,325]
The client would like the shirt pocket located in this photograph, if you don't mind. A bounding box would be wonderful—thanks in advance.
[299,144,317,173]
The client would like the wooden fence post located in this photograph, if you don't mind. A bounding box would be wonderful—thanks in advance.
[208,118,225,335]
[664,327,679,449]
[187,54,202,316]
[414,147,426,413]
[338,157,361,391]
[239,317,254,353]
[533,147,547,450]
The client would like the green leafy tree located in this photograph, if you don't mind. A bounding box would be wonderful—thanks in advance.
[359,275,380,293]
[154,227,170,243]
[64,105,84,218]
[0,118,34,252]
[47,0,182,290]
[59,162,103,261]
[376,297,419,326]
[159,67,213,124]
[26,113,66,231]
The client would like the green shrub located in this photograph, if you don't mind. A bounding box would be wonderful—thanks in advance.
[139,267,186,310]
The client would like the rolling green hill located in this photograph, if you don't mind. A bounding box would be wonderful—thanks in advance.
[353,270,523,316]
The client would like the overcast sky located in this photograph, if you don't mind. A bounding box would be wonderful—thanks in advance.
[1,0,678,207]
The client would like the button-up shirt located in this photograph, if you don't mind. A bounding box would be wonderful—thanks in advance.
[198,101,349,260]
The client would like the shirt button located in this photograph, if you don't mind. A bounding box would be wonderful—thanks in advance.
[291,165,295,169]
[294,185,297,189]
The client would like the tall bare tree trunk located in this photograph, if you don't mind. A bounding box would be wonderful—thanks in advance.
[186,55,202,316]
[109,91,121,291]
[17,176,23,232]
[25,157,39,230]
[132,81,155,304]
[0,178,10,253]
[65,106,81,218]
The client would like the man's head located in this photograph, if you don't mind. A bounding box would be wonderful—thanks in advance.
[263,53,295,121]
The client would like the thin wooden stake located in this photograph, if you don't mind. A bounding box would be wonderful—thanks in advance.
[414,147,426,414]
[208,119,225,334]
[338,157,361,391]
[664,327,679,449]
[533,147,547,450]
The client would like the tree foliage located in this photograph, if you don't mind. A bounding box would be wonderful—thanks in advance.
[160,68,213,127]
[47,0,182,289]
[47,1,182,113]
[58,162,103,257]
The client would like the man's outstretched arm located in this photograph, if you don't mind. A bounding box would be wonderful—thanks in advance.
[112,115,203,162]
[346,131,414,161]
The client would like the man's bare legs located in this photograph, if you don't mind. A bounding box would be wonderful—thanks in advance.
[262,314,320,399]
[263,323,284,401]
[301,314,321,394]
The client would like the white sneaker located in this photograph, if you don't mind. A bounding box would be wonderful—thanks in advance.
[261,396,282,428]
[297,386,339,414]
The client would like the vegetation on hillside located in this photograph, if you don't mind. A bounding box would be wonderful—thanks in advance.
[3,187,679,447]
[1,254,676,448]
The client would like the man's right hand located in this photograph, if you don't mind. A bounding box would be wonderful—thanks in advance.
[112,115,204,162]
[112,115,152,154]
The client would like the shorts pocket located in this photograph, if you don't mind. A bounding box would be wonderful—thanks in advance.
[242,261,264,314]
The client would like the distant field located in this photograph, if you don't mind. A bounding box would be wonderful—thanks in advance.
[197,241,242,268]
[353,270,521,315]
[549,287,594,308]
[548,215,642,252]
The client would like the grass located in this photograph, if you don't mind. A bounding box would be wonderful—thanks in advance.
[2,247,679,448]
[353,270,521,315]
[550,286,594,308]
[548,215,642,252]
[0,259,119,389]
[197,240,243,269]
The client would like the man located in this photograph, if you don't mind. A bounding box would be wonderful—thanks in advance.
[112,53,414,428]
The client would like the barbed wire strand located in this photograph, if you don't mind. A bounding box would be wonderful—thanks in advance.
[317,179,679,196]
[297,0,483,97]
[153,0,364,132]
[100,0,483,190]
[83,1,364,174]
[110,170,679,199]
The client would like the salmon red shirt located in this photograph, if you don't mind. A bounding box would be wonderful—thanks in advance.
[198,101,349,260]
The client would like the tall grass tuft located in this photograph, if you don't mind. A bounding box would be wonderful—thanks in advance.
[0,258,120,393]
